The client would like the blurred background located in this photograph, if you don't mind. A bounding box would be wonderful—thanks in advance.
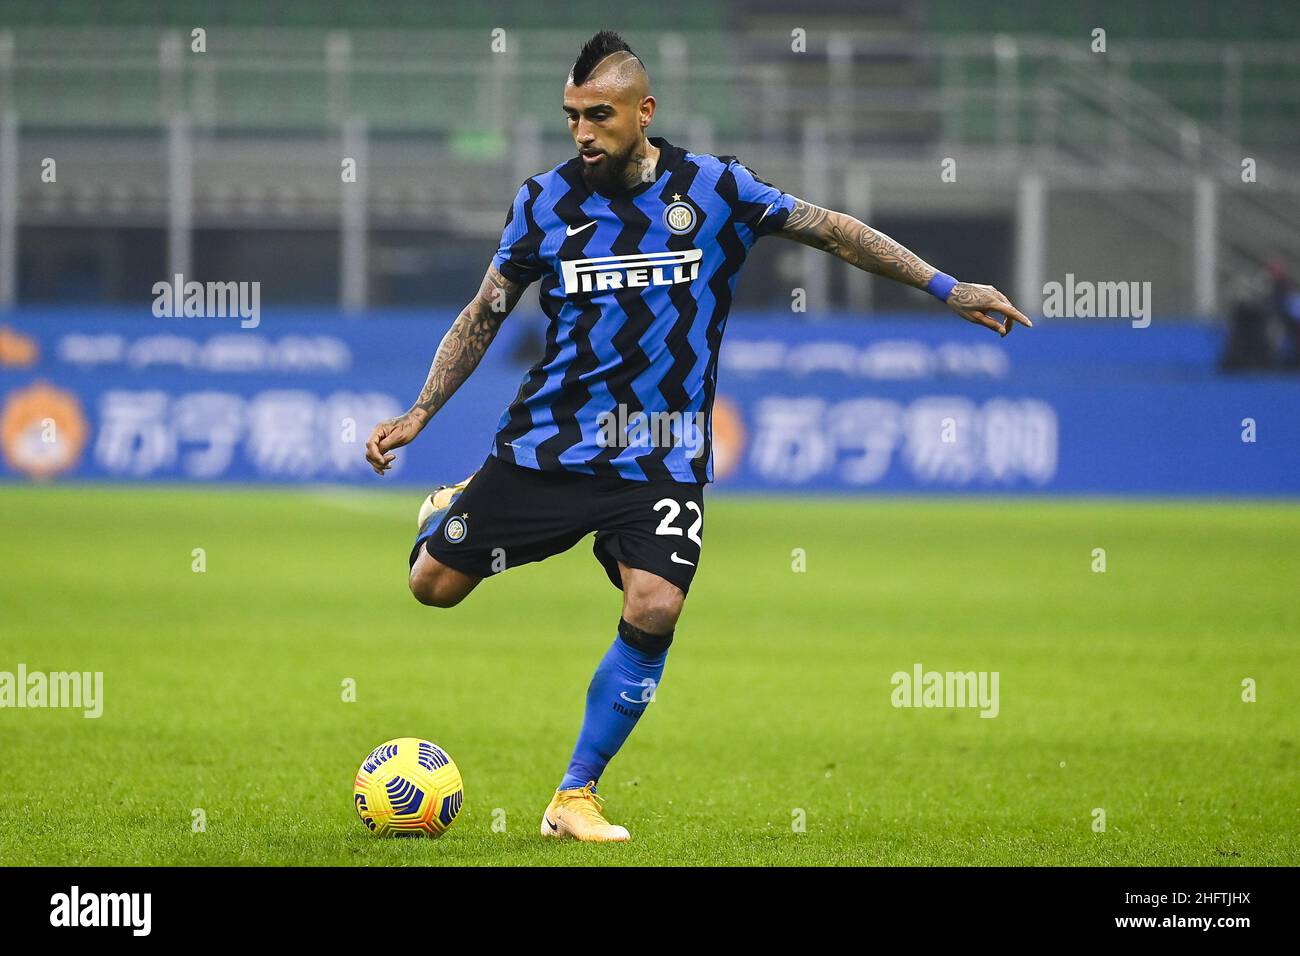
[0,0,1297,493]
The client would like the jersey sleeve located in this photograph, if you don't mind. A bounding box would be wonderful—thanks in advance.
[726,159,797,239]
[490,181,545,285]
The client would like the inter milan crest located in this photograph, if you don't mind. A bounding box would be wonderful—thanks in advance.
[663,197,696,235]
[443,514,469,544]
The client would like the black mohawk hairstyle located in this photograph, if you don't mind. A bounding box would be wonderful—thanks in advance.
[571,30,641,86]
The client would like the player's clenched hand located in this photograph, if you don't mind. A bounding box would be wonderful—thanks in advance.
[947,282,1033,337]
[365,412,423,476]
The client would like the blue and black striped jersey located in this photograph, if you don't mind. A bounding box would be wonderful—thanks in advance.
[489,136,795,483]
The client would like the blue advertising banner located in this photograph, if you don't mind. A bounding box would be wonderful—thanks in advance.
[0,308,1295,495]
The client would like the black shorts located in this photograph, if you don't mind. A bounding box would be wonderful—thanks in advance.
[413,453,705,593]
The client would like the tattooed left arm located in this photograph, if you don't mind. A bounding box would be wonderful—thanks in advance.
[776,197,1033,336]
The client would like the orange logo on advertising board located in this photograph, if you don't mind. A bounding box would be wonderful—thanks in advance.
[710,394,746,481]
[0,381,89,480]
[0,326,39,368]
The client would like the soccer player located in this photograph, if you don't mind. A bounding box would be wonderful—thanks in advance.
[366,30,1031,842]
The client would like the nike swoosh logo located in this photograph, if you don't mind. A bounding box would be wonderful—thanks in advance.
[670,552,695,566]
[565,221,597,236]
[545,816,558,831]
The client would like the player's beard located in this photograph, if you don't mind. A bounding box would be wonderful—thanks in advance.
[579,139,643,194]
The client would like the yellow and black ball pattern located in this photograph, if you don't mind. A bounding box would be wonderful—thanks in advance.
[353,737,464,837]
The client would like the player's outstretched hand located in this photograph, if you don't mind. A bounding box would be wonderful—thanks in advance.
[365,412,422,476]
[947,282,1033,337]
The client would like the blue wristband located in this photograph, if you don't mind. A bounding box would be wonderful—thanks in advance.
[926,272,959,302]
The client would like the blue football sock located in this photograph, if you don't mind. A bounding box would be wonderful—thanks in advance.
[559,620,672,791]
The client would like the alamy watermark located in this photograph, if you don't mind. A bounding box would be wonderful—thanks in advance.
[596,404,708,459]
[1042,273,1151,328]
[0,664,103,718]
[891,663,999,718]
[151,273,261,328]
[50,886,150,936]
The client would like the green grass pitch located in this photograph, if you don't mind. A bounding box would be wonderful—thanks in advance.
[1,485,1296,866]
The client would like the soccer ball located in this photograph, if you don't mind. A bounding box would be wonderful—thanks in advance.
[353,737,464,837]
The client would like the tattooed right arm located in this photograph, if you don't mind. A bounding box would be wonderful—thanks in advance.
[407,264,527,427]
[365,264,528,475]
